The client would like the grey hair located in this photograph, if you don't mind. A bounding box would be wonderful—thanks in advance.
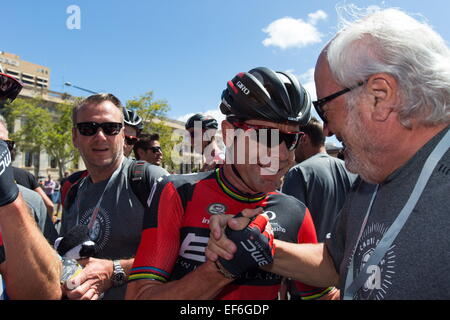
[72,93,124,126]
[326,6,450,128]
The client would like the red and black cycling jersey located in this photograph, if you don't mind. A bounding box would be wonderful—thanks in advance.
[130,168,332,300]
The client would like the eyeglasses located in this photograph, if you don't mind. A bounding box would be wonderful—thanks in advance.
[231,121,304,151]
[0,73,23,103]
[76,122,123,136]
[149,146,162,153]
[313,81,365,123]
[125,135,139,145]
[1,139,15,151]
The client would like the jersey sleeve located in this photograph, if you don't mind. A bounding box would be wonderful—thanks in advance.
[291,208,335,300]
[129,178,184,283]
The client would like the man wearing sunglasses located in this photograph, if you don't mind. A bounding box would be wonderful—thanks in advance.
[60,93,168,300]
[0,73,61,299]
[133,133,163,166]
[207,7,450,300]
[126,67,337,300]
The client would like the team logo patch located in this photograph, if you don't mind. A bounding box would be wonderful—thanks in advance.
[208,203,227,215]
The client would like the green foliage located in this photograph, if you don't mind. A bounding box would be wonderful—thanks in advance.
[4,97,79,178]
[126,91,181,172]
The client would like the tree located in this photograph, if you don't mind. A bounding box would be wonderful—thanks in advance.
[5,97,52,177]
[4,97,79,179]
[43,102,80,178]
[126,91,181,171]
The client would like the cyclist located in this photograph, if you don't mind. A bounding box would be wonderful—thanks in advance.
[185,113,224,171]
[126,67,337,300]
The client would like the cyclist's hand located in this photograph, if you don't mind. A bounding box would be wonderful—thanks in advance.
[216,213,275,278]
[206,207,262,262]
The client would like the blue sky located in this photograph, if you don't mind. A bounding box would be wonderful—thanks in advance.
[2,0,449,144]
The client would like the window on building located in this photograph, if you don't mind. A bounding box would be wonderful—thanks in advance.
[50,156,57,169]
[24,152,33,167]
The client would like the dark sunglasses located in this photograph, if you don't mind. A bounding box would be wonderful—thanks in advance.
[313,81,365,123]
[231,121,304,151]
[0,73,23,103]
[149,146,162,153]
[76,122,123,136]
[125,135,139,145]
[1,139,15,151]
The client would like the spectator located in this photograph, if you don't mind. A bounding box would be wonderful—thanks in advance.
[123,107,143,158]
[282,117,357,242]
[133,133,163,166]
[0,115,58,244]
[206,7,450,300]
[0,72,61,300]
[43,175,57,203]
[185,113,224,171]
[60,93,168,300]
[9,156,55,218]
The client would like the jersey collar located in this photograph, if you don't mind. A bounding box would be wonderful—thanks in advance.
[215,167,267,203]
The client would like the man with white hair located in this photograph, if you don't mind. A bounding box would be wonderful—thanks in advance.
[206,7,450,299]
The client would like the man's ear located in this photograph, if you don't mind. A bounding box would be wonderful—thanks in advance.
[72,127,78,148]
[367,73,399,122]
[221,120,234,145]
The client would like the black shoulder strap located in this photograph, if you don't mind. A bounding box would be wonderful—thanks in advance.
[128,160,152,209]
[65,162,152,211]
[64,178,82,211]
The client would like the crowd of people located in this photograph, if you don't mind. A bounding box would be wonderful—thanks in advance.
[0,6,448,300]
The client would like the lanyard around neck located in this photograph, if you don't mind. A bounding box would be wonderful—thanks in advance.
[343,129,450,300]
[76,161,124,230]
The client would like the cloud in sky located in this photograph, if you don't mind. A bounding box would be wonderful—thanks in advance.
[262,10,328,49]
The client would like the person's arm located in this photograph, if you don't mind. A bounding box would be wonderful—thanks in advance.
[33,187,55,217]
[0,194,61,299]
[126,260,232,300]
[264,241,339,288]
[205,210,340,289]
[0,141,61,299]
[64,257,134,300]
[126,178,233,300]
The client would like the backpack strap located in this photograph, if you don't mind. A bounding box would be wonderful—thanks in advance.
[63,178,82,212]
[128,160,151,209]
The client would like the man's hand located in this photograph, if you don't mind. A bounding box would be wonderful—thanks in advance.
[63,257,113,300]
[0,140,19,207]
[206,207,275,278]
[206,208,263,262]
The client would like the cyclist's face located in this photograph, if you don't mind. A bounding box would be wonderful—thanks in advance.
[73,101,124,172]
[230,119,297,193]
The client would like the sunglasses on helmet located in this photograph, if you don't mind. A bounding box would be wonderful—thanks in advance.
[231,121,303,151]
[76,122,123,136]
[125,135,139,145]
[0,73,23,104]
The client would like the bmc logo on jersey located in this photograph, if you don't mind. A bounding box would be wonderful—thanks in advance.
[208,203,227,215]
